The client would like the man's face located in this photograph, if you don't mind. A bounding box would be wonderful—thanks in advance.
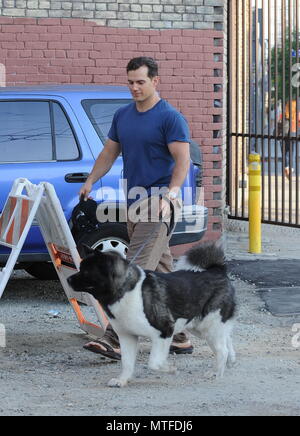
[127,66,159,103]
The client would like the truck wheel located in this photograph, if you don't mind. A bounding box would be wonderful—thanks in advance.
[77,223,130,258]
[24,262,58,280]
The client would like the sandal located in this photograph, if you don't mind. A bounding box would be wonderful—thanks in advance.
[83,340,121,360]
[169,343,194,355]
[84,340,193,358]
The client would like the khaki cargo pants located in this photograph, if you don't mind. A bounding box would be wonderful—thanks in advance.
[126,195,181,272]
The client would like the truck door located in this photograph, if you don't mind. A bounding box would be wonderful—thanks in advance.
[0,98,95,257]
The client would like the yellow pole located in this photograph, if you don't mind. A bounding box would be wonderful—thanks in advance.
[248,153,261,253]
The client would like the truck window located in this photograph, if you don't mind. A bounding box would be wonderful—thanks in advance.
[0,100,79,163]
[82,99,131,143]
[0,100,53,162]
[53,102,79,161]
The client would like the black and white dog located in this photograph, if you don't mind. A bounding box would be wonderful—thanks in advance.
[68,242,236,387]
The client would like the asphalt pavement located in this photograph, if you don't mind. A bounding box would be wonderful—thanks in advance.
[225,220,300,316]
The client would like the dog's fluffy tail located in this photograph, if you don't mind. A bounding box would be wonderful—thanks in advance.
[174,241,226,272]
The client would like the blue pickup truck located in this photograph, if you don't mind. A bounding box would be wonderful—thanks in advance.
[0,85,207,279]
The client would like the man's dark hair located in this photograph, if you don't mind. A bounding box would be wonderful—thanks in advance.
[126,57,158,78]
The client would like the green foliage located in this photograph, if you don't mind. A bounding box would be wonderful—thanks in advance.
[271,29,299,103]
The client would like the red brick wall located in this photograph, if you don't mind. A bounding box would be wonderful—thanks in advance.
[0,17,225,249]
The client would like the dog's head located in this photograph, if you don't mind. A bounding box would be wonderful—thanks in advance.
[67,246,131,305]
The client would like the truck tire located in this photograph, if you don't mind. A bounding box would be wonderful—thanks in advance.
[24,262,58,280]
[77,223,130,258]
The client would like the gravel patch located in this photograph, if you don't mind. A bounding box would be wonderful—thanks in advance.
[0,270,300,416]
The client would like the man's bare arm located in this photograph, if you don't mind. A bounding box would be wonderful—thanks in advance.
[79,138,121,199]
[159,141,190,217]
[167,141,191,196]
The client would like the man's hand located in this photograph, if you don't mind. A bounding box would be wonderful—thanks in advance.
[159,196,172,219]
[79,179,93,201]
[79,138,121,201]
[159,191,178,219]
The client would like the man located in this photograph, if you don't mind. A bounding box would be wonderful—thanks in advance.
[79,56,193,359]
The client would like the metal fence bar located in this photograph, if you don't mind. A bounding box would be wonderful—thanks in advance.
[242,3,247,217]
[227,0,234,216]
[295,0,300,226]
[282,0,286,222]
[288,0,293,223]
[235,0,240,216]
[268,0,272,222]
[261,0,266,220]
[276,0,280,222]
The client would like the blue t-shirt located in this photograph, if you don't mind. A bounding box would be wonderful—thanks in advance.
[108,99,190,204]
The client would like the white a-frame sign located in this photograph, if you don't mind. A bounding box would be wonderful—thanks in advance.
[0,178,108,338]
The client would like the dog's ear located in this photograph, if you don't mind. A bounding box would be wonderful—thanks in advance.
[79,243,95,257]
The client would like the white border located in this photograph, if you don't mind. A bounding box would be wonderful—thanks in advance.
[0,63,6,87]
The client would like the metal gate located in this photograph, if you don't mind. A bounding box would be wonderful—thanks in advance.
[228,0,300,227]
